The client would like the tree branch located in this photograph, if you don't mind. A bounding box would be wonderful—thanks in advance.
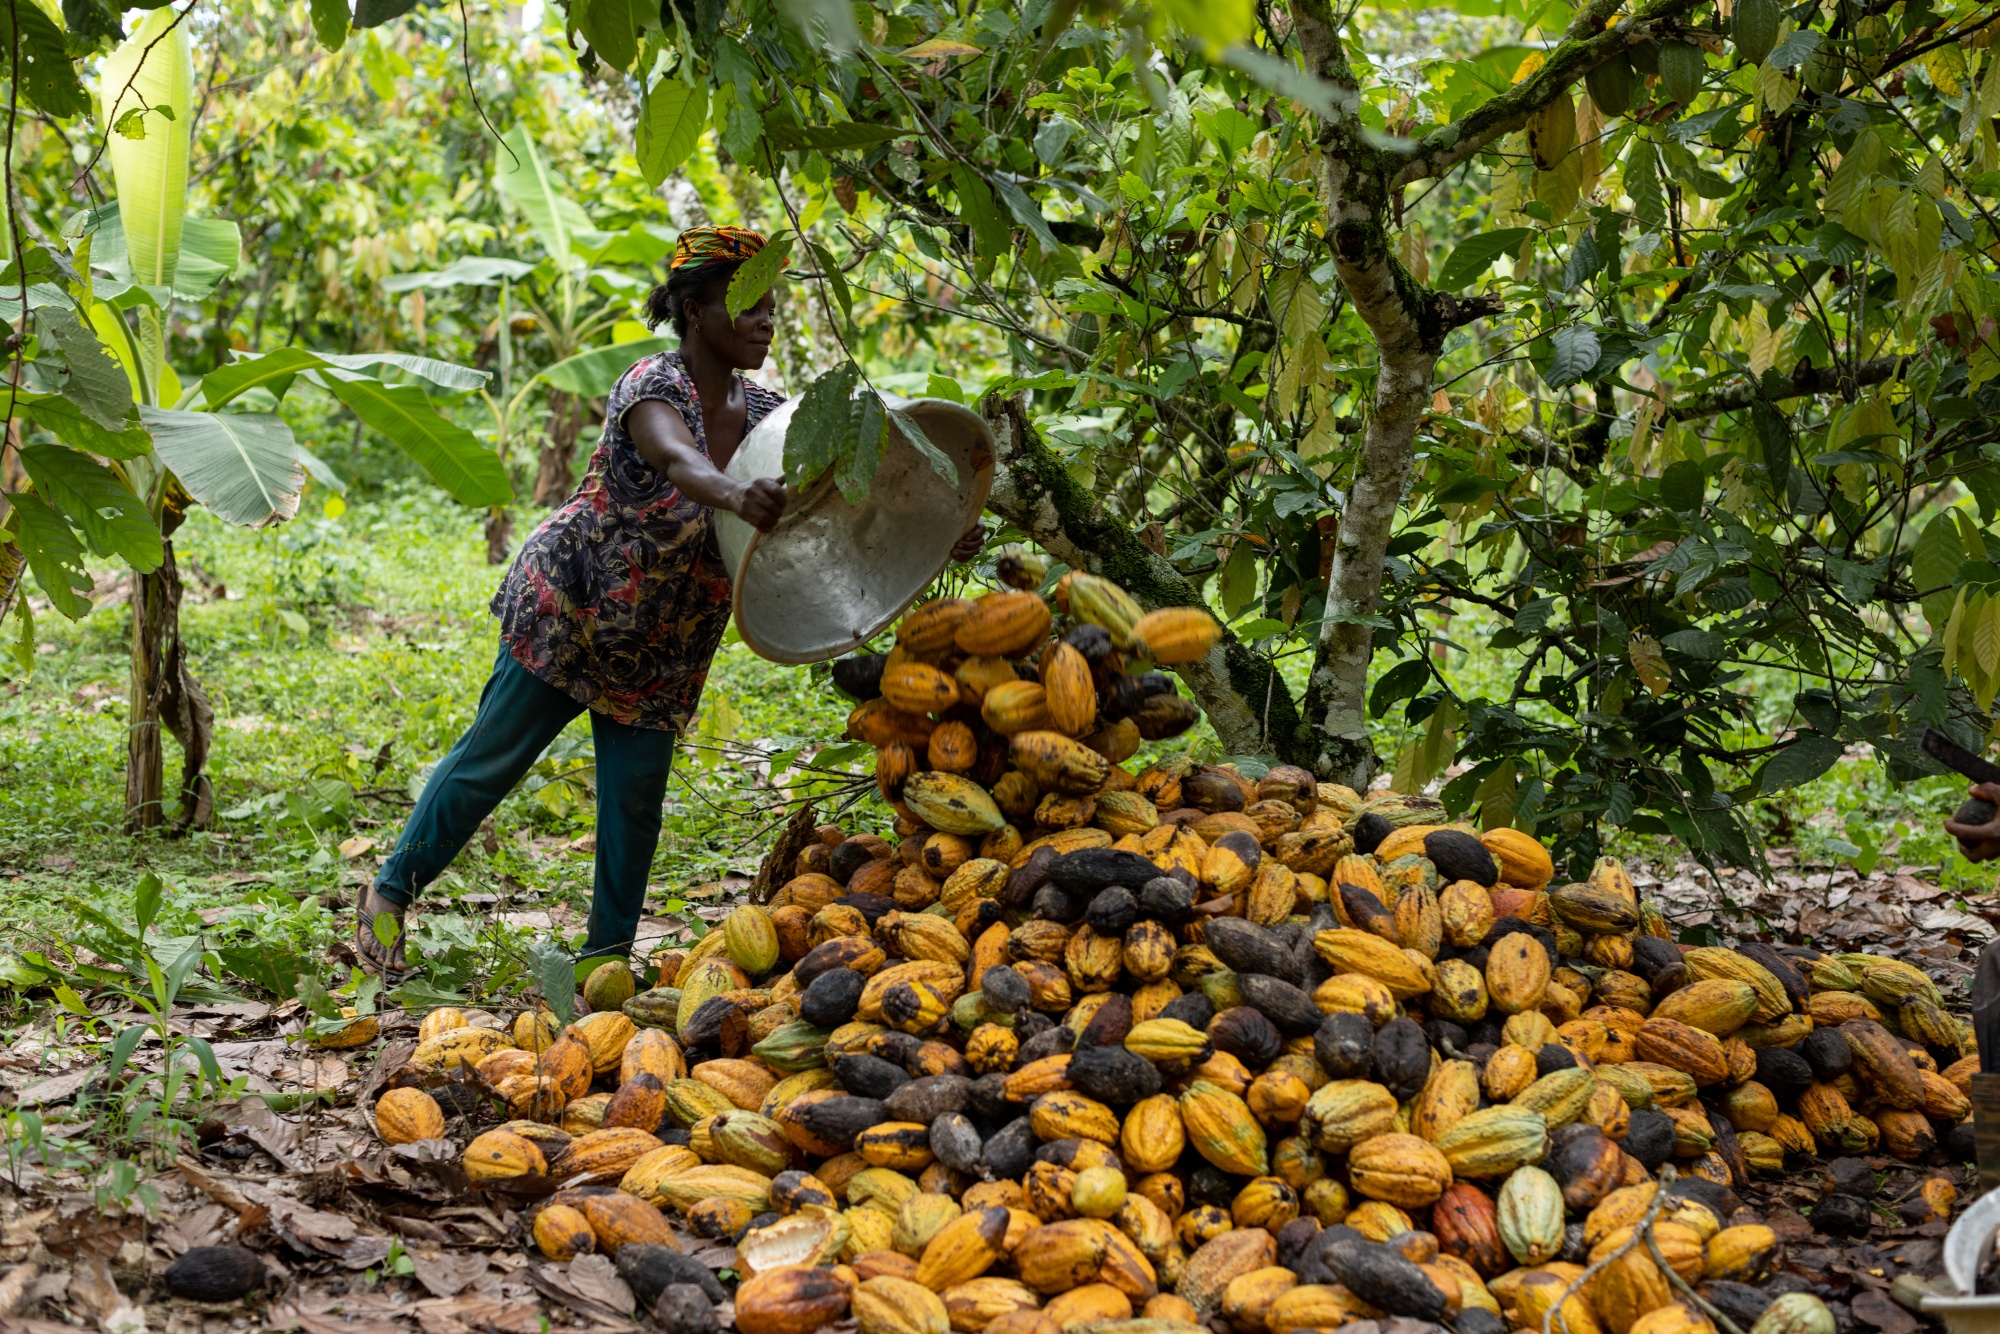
[1388,0,1709,191]
[1668,355,1905,420]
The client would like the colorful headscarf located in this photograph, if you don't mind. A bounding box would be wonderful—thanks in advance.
[670,225,767,271]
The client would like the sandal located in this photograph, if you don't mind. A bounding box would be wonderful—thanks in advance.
[355,884,415,984]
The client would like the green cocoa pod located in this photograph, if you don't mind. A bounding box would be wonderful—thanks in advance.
[1734,0,1780,66]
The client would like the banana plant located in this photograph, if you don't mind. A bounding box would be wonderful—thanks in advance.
[3,9,507,834]
[385,123,672,509]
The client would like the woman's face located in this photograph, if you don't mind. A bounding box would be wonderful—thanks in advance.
[687,284,777,371]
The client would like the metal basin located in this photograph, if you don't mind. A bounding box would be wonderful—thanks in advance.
[713,392,994,664]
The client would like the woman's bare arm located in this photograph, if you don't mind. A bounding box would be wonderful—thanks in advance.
[626,398,787,531]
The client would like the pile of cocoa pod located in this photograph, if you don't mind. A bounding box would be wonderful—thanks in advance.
[368,568,1973,1334]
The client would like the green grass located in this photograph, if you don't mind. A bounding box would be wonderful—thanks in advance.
[0,485,882,992]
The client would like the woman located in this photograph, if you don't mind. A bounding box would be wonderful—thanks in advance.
[357,225,980,980]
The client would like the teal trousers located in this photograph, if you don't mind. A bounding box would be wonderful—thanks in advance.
[374,646,676,960]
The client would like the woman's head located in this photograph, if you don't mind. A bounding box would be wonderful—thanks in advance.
[644,225,777,370]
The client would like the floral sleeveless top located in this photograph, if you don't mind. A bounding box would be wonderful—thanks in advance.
[492,350,786,732]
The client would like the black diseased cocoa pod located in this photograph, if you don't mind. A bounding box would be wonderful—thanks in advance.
[1204,917,1299,981]
[831,653,887,702]
[930,1111,985,1177]
[1016,1023,1075,1065]
[798,967,865,1029]
[1338,883,1400,942]
[1046,848,1162,894]
[1708,1112,1748,1190]
[886,1074,975,1123]
[967,1071,1014,1122]
[1424,829,1499,887]
[620,1245,729,1307]
[165,1246,264,1303]
[1276,1216,1323,1273]
[1560,1221,1589,1265]
[981,965,1032,1015]
[432,1083,484,1116]
[1158,992,1215,1031]
[1181,771,1246,813]
[654,1283,721,1334]
[1320,1238,1450,1322]
[1699,1283,1773,1330]
[1188,1159,1241,1207]
[1210,1006,1283,1068]
[1812,1192,1872,1237]
[1487,917,1559,959]
[795,937,878,989]
[1455,1309,1508,1334]
[1629,935,1681,982]
[1535,1043,1577,1076]
[828,841,877,886]
[1800,1026,1852,1079]
[1137,877,1195,926]
[796,1095,889,1150]
[1426,1020,1469,1056]
[1620,1109,1675,1170]
[1003,846,1059,911]
[1666,1175,1740,1219]
[1033,882,1088,923]
[1945,1120,1977,1163]
[1086,885,1139,936]
[1734,942,1811,1013]
[1064,623,1116,664]
[1754,1046,1813,1095]
[1372,1017,1431,1101]
[1352,811,1392,855]
[832,1053,909,1101]
[1069,1045,1162,1105]
[1547,1124,1622,1212]
[837,892,896,924]
[1467,1020,1503,1049]
[1823,1156,1875,1198]
[679,997,748,1055]
[1077,994,1134,1050]
[1238,974,1322,1036]
[1315,1012,1375,1081]
[982,1116,1038,1179]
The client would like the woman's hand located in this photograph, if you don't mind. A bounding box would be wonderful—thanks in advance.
[735,477,788,532]
[1947,782,2000,861]
[951,520,987,562]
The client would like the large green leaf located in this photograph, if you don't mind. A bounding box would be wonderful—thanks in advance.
[2,0,90,119]
[18,445,162,571]
[200,348,486,410]
[5,492,93,619]
[726,232,793,319]
[314,375,511,506]
[380,256,536,291]
[309,0,348,49]
[198,346,324,409]
[310,351,488,393]
[99,9,194,292]
[39,307,134,428]
[573,0,636,70]
[543,337,672,396]
[141,406,303,528]
[1434,228,1535,291]
[637,80,708,188]
[18,393,151,460]
[497,124,596,268]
